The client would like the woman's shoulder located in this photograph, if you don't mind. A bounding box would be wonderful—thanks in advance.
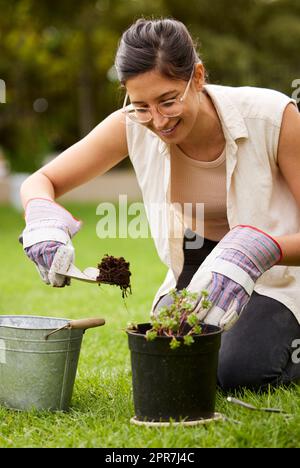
[124,115,159,149]
[206,83,291,101]
[206,84,295,124]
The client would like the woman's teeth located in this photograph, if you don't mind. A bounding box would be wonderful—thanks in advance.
[160,121,180,134]
[161,127,175,134]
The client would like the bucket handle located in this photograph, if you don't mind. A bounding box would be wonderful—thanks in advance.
[45,318,105,340]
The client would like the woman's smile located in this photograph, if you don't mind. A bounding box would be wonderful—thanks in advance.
[153,119,182,138]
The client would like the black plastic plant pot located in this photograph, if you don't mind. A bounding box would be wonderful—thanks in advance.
[127,323,222,422]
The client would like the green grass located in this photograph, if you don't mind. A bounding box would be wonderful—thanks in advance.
[0,203,299,448]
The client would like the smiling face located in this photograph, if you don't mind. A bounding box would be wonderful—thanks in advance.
[124,65,205,144]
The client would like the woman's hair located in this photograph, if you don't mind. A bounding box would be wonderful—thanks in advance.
[115,18,202,85]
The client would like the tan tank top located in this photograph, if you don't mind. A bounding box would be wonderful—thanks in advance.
[170,144,230,241]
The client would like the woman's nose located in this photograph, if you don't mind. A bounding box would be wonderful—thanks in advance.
[151,108,170,129]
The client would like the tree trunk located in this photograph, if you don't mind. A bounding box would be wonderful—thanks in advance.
[77,17,96,138]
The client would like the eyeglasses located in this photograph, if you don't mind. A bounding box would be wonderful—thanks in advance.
[122,68,194,124]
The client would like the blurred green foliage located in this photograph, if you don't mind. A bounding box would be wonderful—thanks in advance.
[0,0,299,172]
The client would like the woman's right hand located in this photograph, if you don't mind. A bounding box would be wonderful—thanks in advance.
[24,241,76,287]
[21,198,82,287]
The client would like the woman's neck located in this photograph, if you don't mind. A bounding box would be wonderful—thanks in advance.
[176,90,226,162]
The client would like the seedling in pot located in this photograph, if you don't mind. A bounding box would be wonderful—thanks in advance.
[128,288,212,349]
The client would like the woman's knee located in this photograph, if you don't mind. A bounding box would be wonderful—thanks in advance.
[216,342,295,392]
[217,352,267,391]
[217,337,283,392]
[217,292,300,391]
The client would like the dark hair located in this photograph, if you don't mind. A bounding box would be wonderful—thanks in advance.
[115,18,202,85]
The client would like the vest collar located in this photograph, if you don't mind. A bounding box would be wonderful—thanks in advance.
[204,85,249,141]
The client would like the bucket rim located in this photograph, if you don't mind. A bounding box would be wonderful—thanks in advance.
[0,315,71,331]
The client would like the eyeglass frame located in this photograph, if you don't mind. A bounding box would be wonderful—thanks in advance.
[122,67,195,123]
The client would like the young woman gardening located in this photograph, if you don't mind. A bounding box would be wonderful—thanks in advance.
[20,18,300,391]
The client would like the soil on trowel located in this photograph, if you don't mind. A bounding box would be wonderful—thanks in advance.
[96,254,132,298]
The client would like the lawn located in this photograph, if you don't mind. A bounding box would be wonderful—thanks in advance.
[0,203,299,448]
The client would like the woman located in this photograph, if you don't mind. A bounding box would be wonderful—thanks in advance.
[21,18,300,390]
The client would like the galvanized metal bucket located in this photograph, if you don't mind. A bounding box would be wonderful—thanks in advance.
[0,315,105,411]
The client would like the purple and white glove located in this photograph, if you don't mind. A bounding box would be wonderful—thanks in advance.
[21,198,82,287]
[187,225,282,330]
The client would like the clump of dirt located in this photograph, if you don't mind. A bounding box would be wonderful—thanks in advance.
[96,254,132,298]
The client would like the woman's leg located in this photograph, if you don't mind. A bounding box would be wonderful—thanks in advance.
[217,291,300,391]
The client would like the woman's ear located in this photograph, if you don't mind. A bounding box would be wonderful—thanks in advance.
[194,63,205,91]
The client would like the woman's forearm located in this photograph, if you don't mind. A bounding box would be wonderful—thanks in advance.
[20,171,56,209]
[274,233,300,266]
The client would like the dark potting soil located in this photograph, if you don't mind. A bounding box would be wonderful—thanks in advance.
[96,254,132,298]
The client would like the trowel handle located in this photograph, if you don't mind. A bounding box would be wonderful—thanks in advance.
[68,318,105,330]
[45,317,105,340]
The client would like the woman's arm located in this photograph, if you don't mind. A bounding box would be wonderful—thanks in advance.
[274,103,300,266]
[20,109,128,207]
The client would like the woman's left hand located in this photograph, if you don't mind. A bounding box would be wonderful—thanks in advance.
[187,225,282,330]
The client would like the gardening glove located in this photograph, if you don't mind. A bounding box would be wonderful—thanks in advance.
[20,198,82,287]
[152,292,176,316]
[187,225,282,330]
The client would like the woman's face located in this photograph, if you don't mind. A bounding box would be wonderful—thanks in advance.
[125,67,203,144]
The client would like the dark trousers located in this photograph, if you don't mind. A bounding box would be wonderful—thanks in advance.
[176,233,300,391]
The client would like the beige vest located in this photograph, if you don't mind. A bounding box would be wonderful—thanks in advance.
[126,84,300,322]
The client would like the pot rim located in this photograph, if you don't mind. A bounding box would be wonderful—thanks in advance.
[126,322,222,339]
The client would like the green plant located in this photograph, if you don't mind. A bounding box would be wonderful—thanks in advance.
[128,288,212,349]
